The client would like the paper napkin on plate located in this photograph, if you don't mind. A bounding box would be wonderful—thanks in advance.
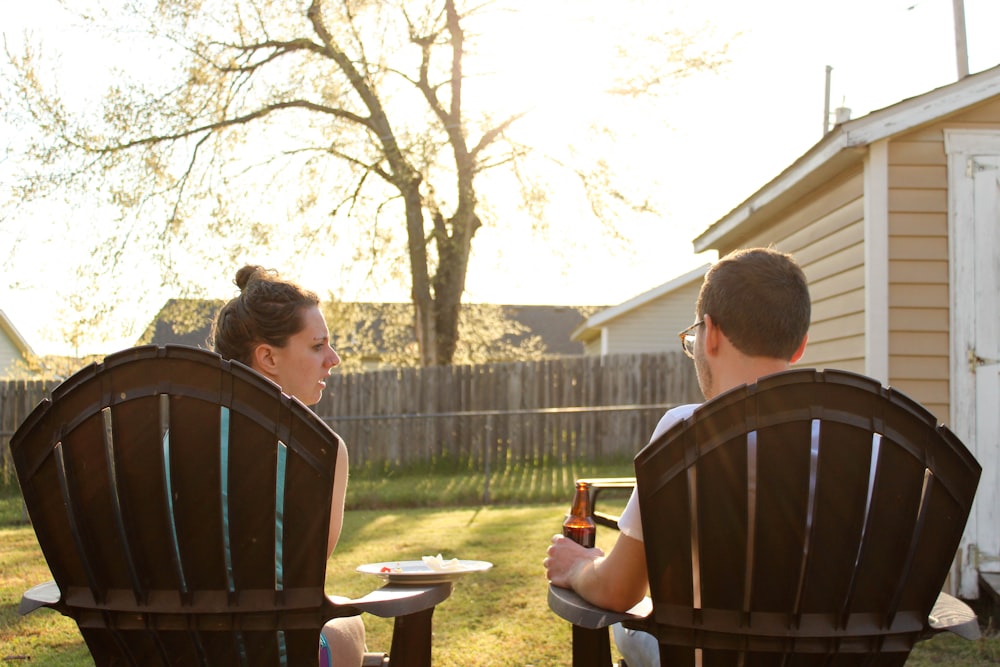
[421,553,462,571]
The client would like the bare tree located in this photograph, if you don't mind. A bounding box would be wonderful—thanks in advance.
[2,0,729,364]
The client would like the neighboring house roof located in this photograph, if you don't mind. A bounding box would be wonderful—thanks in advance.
[571,264,711,343]
[695,64,1000,251]
[0,308,36,376]
[499,304,601,355]
[138,299,601,359]
[0,308,35,357]
[137,299,224,349]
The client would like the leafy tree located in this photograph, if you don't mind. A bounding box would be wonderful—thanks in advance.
[10,351,103,381]
[2,0,729,364]
[134,297,599,372]
[325,301,602,370]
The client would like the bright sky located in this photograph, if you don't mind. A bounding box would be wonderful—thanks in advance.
[2,0,1000,356]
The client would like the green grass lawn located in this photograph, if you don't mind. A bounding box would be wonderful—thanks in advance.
[2,466,998,666]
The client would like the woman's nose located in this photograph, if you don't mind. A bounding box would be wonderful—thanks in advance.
[327,348,341,368]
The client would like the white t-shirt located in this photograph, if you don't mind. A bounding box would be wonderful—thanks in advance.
[617,403,700,542]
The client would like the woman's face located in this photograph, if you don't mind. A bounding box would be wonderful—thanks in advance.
[261,305,340,405]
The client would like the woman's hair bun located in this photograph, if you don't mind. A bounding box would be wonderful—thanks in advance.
[235,265,272,291]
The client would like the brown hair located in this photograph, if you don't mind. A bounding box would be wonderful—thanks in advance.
[210,265,319,366]
[696,247,811,359]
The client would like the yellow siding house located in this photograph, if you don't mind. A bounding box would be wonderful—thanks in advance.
[693,64,1000,601]
[571,264,711,357]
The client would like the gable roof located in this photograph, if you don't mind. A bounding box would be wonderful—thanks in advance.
[501,304,601,355]
[137,299,224,349]
[0,308,35,358]
[695,64,1000,251]
[571,264,711,342]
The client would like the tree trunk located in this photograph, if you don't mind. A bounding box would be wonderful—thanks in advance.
[400,179,437,367]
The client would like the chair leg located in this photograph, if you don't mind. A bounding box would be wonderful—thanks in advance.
[571,624,611,667]
[387,608,436,667]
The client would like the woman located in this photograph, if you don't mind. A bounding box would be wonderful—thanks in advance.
[210,264,364,667]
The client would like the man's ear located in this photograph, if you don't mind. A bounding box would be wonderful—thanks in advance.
[702,314,722,356]
[789,334,808,363]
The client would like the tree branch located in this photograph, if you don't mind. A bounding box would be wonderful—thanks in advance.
[205,37,326,74]
[444,0,463,121]
[470,112,525,160]
[307,0,415,186]
[169,131,212,223]
[325,146,391,183]
[98,99,372,153]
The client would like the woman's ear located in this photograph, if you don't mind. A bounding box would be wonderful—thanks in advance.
[251,343,279,377]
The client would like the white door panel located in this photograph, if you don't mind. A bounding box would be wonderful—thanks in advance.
[945,130,1000,599]
[971,157,1000,577]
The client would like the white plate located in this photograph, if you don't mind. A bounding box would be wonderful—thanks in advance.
[357,559,493,584]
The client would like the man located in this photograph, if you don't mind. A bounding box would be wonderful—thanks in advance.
[543,246,811,667]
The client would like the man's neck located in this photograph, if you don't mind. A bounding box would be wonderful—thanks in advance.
[715,356,792,398]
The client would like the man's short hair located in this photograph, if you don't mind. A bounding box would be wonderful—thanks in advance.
[696,247,811,359]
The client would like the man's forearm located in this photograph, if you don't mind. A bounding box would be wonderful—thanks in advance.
[569,535,649,612]
[569,555,639,612]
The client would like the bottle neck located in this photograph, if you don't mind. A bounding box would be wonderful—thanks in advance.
[570,484,592,517]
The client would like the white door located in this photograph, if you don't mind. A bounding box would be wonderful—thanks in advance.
[947,131,1000,598]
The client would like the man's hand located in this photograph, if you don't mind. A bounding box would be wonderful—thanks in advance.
[544,533,604,589]
[544,531,649,612]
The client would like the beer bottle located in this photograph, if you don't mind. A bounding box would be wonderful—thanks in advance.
[562,480,596,548]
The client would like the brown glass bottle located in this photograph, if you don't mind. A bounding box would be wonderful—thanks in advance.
[562,481,596,548]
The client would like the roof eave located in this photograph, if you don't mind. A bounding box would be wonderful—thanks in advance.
[570,263,711,342]
[0,309,35,358]
[569,322,600,344]
[694,64,1000,252]
[693,136,866,251]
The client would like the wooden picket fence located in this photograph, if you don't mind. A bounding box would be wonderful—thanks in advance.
[0,379,59,484]
[315,352,699,471]
[1,352,699,480]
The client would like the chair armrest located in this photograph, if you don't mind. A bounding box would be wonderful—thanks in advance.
[335,583,453,618]
[341,584,453,667]
[547,584,651,629]
[576,477,636,530]
[928,591,980,640]
[549,585,652,667]
[23,579,452,622]
[20,580,62,616]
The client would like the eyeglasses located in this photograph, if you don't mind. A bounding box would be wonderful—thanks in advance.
[678,320,704,359]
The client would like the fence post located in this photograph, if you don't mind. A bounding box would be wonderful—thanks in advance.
[482,413,493,504]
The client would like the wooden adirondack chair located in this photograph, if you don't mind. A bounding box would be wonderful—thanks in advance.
[549,368,982,667]
[11,345,451,667]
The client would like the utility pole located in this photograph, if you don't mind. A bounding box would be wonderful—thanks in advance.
[953,0,969,78]
[824,65,833,135]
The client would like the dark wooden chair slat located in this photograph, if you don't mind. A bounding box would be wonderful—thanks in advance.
[13,344,451,667]
[550,368,981,667]
[167,395,227,595]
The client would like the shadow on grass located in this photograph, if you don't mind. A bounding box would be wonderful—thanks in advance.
[343,458,635,510]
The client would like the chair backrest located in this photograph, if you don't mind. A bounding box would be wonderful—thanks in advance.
[11,345,345,665]
[633,368,981,666]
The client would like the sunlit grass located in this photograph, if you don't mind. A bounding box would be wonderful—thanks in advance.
[344,458,634,509]
[325,504,627,666]
[1,527,94,666]
[2,467,998,666]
